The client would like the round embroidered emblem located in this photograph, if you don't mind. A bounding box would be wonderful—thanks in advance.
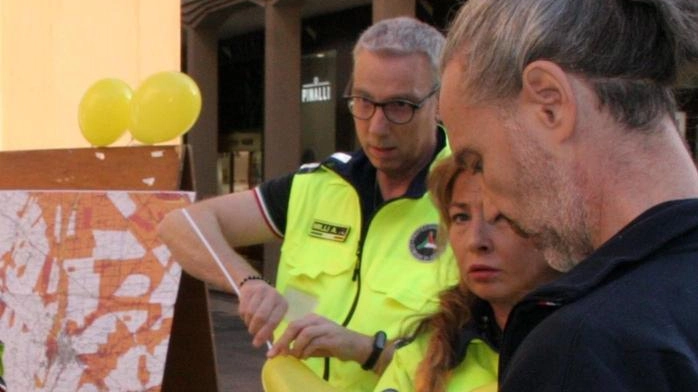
[409,224,439,262]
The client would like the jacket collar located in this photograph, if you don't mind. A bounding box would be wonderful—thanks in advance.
[526,198,698,304]
[321,126,449,199]
[499,199,698,378]
[453,298,501,367]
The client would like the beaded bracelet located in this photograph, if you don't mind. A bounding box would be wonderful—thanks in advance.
[239,275,266,288]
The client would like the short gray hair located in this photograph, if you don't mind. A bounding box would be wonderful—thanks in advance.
[442,0,698,130]
[354,17,445,83]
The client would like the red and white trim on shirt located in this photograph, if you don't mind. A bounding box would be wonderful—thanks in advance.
[253,187,284,239]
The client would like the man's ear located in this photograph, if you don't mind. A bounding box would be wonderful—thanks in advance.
[520,60,576,143]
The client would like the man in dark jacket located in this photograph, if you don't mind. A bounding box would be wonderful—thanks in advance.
[439,0,698,390]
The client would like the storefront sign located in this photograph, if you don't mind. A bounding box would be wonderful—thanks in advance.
[302,77,332,103]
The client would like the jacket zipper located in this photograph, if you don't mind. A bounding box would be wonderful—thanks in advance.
[323,206,367,381]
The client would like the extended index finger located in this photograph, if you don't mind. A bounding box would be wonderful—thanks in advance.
[266,316,316,357]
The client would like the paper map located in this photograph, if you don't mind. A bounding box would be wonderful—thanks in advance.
[0,190,193,391]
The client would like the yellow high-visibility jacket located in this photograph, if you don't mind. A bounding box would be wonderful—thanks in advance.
[270,129,458,391]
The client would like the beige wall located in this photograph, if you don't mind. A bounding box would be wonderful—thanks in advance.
[0,0,180,150]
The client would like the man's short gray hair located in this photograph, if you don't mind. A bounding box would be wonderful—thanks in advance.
[443,0,698,131]
[354,17,445,83]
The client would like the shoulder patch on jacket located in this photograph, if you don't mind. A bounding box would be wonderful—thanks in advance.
[322,152,353,172]
[297,162,321,174]
[330,152,352,163]
[298,152,354,174]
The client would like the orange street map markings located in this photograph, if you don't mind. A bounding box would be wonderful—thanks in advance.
[0,190,193,391]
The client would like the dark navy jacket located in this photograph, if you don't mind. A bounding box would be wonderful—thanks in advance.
[499,199,698,391]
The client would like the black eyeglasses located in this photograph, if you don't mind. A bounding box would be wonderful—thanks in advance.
[344,84,440,125]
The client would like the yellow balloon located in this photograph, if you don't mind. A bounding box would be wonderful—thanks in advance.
[261,356,339,392]
[78,78,133,147]
[129,71,202,144]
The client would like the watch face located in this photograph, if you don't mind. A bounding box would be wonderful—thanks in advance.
[375,331,387,349]
[362,330,388,370]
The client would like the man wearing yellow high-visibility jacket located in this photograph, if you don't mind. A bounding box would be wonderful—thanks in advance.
[158,17,458,391]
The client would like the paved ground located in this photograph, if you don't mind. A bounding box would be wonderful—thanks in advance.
[209,289,267,392]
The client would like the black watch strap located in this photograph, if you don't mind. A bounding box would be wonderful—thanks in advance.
[361,330,387,370]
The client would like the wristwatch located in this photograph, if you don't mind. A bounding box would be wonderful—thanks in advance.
[361,330,387,370]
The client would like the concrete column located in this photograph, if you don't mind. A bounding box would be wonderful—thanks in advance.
[264,0,303,178]
[182,0,249,200]
[162,27,221,392]
[372,0,416,22]
[264,0,303,283]
[185,27,220,200]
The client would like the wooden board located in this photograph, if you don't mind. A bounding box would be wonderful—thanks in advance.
[0,145,185,191]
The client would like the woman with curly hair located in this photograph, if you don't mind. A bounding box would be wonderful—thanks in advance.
[375,158,560,392]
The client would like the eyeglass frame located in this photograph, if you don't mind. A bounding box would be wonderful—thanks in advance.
[343,83,441,125]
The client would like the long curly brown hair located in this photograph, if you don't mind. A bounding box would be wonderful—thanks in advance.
[413,158,479,392]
